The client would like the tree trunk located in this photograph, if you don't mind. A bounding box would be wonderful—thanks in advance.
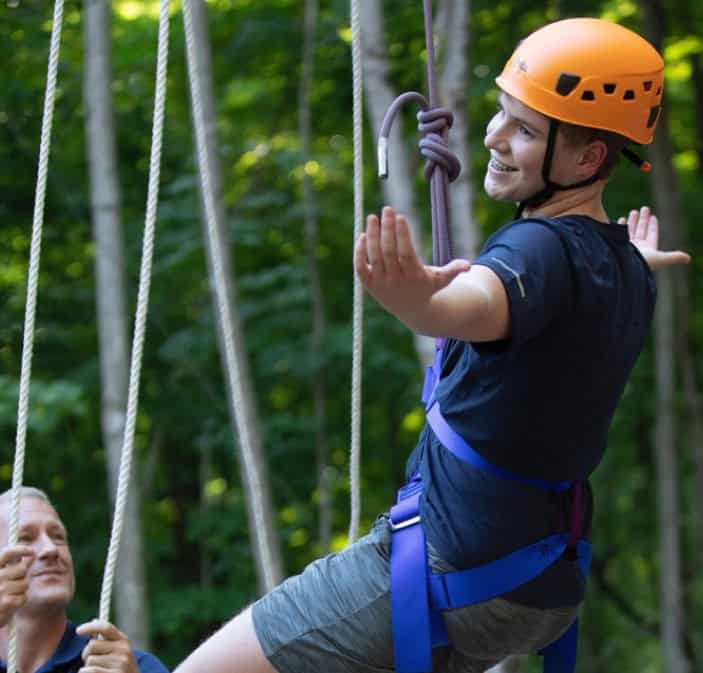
[648,113,697,672]
[638,2,691,669]
[677,294,703,566]
[682,49,703,564]
[184,0,284,592]
[82,0,149,648]
[359,0,435,368]
[299,0,331,553]
[437,0,478,259]
[653,266,689,673]
[691,52,703,172]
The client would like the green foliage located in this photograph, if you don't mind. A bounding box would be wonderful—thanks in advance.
[0,0,701,669]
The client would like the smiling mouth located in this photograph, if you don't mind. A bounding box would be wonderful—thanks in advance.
[489,157,518,172]
[33,570,64,578]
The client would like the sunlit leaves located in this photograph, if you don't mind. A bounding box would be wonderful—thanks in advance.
[0,0,701,668]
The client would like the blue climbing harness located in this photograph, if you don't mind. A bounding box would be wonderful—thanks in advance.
[390,341,592,673]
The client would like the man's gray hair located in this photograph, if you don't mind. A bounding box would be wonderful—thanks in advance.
[0,486,53,508]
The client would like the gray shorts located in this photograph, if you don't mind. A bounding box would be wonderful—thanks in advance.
[252,515,579,673]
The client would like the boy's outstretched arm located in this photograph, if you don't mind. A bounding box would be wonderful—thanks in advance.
[354,206,510,342]
[620,206,691,270]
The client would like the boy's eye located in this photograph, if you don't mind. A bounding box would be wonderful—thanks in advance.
[519,125,534,137]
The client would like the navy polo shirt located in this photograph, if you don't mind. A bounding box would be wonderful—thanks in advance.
[0,622,169,673]
[406,215,655,607]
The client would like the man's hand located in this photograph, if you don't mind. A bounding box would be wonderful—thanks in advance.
[77,620,139,673]
[619,206,691,270]
[354,206,470,328]
[0,545,35,627]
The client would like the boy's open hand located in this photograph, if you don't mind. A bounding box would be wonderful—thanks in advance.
[620,206,690,270]
[354,206,470,323]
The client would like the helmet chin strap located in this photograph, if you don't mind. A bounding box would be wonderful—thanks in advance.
[515,119,601,218]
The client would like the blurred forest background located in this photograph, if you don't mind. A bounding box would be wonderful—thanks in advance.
[0,0,701,671]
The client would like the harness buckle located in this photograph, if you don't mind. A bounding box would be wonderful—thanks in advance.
[390,514,421,532]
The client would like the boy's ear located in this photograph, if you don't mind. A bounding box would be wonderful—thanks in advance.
[579,139,608,176]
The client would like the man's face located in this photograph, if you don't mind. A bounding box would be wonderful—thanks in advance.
[483,92,581,203]
[0,497,75,616]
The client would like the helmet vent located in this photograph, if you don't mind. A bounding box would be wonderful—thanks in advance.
[643,81,653,91]
[603,83,617,94]
[581,90,596,101]
[623,90,636,100]
[556,73,581,96]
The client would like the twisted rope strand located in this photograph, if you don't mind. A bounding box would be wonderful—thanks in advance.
[421,0,456,265]
[348,0,364,544]
[377,0,460,267]
[8,2,65,671]
[98,0,170,623]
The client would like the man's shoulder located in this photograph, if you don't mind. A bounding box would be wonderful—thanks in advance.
[134,649,170,673]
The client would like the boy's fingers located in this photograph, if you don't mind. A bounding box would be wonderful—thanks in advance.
[645,214,659,246]
[395,215,419,269]
[665,251,691,265]
[626,209,638,239]
[365,214,384,271]
[444,259,471,279]
[380,209,400,276]
[635,206,649,241]
[354,234,372,283]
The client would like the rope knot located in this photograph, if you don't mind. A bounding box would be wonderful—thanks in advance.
[417,108,461,183]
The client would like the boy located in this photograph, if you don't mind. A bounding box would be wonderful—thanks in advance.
[176,17,689,673]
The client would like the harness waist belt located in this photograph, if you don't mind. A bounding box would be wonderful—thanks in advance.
[390,402,591,673]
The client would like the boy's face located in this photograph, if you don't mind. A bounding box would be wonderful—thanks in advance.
[483,92,586,204]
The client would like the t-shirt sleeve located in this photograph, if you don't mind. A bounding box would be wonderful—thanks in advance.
[473,220,573,347]
[135,650,171,673]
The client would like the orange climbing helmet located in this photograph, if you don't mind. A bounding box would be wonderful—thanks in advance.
[495,18,664,144]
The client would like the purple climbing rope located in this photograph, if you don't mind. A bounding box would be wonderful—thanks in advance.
[377,0,461,267]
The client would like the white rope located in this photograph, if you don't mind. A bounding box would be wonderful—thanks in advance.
[98,0,170,622]
[348,0,364,543]
[182,0,278,591]
[7,2,64,671]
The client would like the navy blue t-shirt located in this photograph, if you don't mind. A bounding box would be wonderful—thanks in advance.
[406,215,656,607]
